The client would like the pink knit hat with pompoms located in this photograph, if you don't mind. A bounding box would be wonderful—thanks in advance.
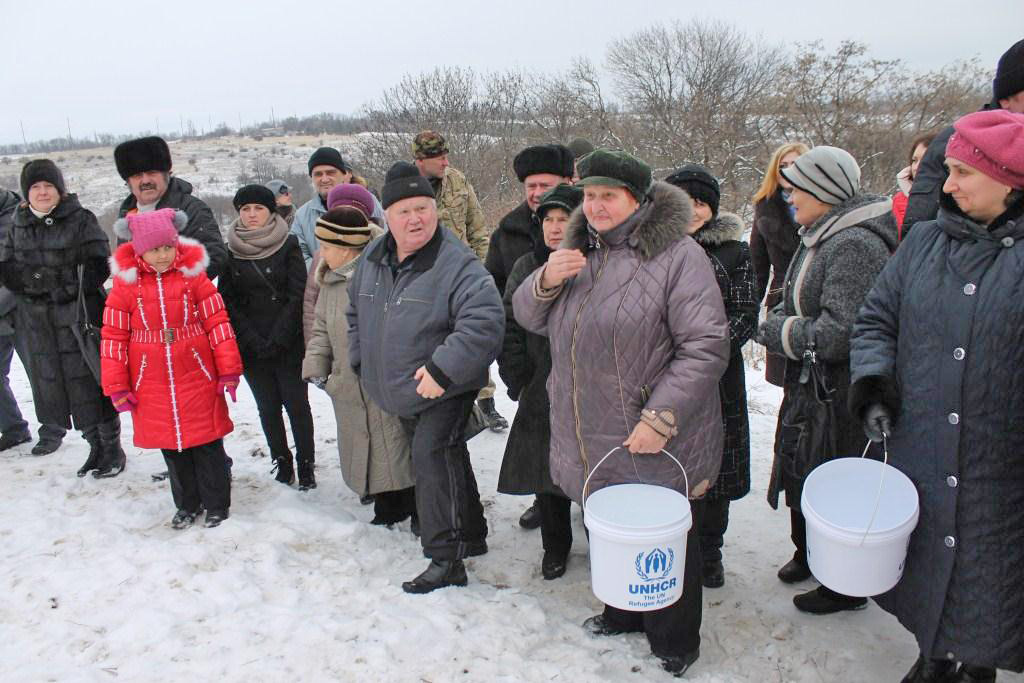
[113,208,186,254]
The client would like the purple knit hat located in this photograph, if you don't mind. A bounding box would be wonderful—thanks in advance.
[945,109,1024,189]
[326,183,375,218]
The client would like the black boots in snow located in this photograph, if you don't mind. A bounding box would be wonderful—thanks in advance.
[80,418,125,478]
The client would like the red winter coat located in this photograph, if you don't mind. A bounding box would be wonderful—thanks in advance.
[101,237,243,451]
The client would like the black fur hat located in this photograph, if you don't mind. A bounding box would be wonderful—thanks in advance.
[233,184,277,214]
[380,161,434,209]
[20,159,66,198]
[114,136,172,180]
[512,144,575,183]
[665,163,721,217]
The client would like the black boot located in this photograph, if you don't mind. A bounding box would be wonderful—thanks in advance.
[793,585,868,614]
[777,557,812,583]
[582,614,641,637]
[901,655,958,683]
[272,453,294,485]
[77,425,102,477]
[0,429,31,452]
[477,397,508,432]
[401,559,467,594]
[31,435,63,456]
[541,549,569,580]
[659,649,700,678]
[702,559,725,588]
[519,499,542,529]
[950,666,996,683]
[92,419,126,479]
[297,459,316,491]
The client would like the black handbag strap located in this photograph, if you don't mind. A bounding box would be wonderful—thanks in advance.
[76,263,105,327]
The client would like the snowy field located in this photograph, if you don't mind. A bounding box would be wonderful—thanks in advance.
[2,359,1022,683]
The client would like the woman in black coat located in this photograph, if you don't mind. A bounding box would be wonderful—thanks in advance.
[851,110,1024,683]
[497,184,582,581]
[219,185,315,489]
[666,166,758,589]
[0,160,125,477]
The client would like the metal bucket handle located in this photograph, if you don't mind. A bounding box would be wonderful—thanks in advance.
[581,446,690,514]
[858,434,890,546]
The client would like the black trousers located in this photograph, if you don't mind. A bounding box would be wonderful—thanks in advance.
[699,497,730,564]
[791,506,809,567]
[244,358,315,464]
[399,392,487,561]
[602,499,705,659]
[373,486,417,524]
[162,439,231,514]
[537,493,572,556]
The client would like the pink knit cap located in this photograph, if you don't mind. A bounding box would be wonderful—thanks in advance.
[945,109,1024,189]
[126,208,181,254]
[326,183,375,218]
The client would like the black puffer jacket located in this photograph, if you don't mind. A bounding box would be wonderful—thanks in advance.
[850,195,1024,672]
[0,190,20,333]
[485,201,538,295]
[218,231,306,367]
[0,195,114,429]
[118,176,228,278]
[692,213,758,500]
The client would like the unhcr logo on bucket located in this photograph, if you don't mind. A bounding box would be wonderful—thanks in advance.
[627,547,678,608]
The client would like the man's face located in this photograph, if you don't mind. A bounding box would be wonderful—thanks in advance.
[415,154,449,180]
[524,173,567,211]
[311,165,352,199]
[128,170,169,205]
[386,196,438,259]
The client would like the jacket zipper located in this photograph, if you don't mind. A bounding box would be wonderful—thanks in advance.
[192,348,213,381]
[134,353,147,391]
[570,246,610,499]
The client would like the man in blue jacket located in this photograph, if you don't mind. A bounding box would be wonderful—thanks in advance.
[347,162,504,593]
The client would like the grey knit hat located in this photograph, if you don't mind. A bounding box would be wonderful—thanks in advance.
[780,146,861,206]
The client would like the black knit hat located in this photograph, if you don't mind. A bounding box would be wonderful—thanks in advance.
[575,149,653,201]
[512,144,575,182]
[114,136,172,180]
[20,159,66,198]
[665,164,721,217]
[994,38,1024,102]
[307,147,351,175]
[536,184,583,221]
[380,161,435,209]
[233,184,277,214]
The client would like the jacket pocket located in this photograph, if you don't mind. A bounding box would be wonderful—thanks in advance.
[192,348,213,381]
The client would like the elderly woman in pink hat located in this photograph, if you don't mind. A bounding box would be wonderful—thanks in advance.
[851,109,1024,683]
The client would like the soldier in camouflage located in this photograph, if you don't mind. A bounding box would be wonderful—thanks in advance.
[413,130,507,432]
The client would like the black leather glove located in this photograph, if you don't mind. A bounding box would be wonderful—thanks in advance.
[863,403,893,443]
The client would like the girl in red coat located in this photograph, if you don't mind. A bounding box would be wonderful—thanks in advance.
[101,208,243,529]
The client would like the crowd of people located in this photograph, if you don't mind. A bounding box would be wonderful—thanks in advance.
[0,37,1022,682]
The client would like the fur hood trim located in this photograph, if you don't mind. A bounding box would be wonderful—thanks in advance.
[110,235,209,284]
[692,212,745,247]
[564,181,693,261]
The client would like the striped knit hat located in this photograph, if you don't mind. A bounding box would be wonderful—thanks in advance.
[780,146,861,206]
[315,207,373,249]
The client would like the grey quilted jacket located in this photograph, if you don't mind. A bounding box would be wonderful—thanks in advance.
[512,181,730,503]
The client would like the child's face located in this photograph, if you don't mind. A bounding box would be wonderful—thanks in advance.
[142,244,176,273]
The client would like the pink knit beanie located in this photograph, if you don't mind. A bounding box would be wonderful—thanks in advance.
[115,208,185,254]
[945,109,1024,190]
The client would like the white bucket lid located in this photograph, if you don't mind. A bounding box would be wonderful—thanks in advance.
[803,458,919,543]
[585,484,692,539]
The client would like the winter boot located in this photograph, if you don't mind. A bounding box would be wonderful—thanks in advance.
[901,655,958,683]
[582,614,641,637]
[950,666,996,683]
[297,459,316,491]
[541,549,569,580]
[204,509,229,528]
[477,398,508,432]
[272,453,295,485]
[702,559,725,588]
[777,557,812,583]
[0,429,31,452]
[31,435,63,456]
[659,649,700,678]
[519,499,542,529]
[401,559,467,594]
[77,425,103,478]
[793,585,868,614]
[170,509,198,530]
[92,418,126,479]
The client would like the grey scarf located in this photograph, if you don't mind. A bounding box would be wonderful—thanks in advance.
[227,213,290,260]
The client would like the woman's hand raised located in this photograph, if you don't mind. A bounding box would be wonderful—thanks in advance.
[540,249,587,290]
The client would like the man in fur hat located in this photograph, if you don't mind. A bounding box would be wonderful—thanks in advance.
[114,136,228,278]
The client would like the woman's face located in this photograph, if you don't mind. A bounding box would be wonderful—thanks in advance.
[788,186,831,227]
[910,143,928,180]
[239,204,271,228]
[776,151,800,189]
[687,199,713,234]
[320,242,358,270]
[541,208,570,249]
[142,244,176,273]
[943,159,1013,224]
[28,181,60,214]
[582,185,640,233]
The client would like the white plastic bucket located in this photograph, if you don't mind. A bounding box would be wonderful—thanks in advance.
[583,448,692,611]
[801,444,919,597]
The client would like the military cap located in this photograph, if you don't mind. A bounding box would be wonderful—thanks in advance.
[412,130,449,160]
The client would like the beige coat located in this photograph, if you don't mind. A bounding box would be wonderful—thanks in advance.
[301,230,414,496]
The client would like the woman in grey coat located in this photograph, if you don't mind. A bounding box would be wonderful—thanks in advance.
[851,110,1024,683]
[513,149,729,678]
[756,145,897,615]
[301,208,415,526]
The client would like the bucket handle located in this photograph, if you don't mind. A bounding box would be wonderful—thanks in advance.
[858,434,890,547]
[581,447,690,514]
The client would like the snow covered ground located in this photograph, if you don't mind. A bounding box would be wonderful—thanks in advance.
[2,359,1021,683]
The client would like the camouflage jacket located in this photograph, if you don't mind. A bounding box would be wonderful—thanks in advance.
[436,166,488,261]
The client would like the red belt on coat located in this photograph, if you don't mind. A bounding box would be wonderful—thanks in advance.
[130,323,206,344]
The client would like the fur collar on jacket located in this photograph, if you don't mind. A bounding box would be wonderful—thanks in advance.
[564,181,693,261]
[110,235,209,284]
[692,212,745,248]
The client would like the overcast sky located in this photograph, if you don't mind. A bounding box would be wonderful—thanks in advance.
[1,0,1020,146]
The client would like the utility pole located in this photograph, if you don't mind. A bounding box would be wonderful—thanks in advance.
[67,117,72,145]
[238,113,243,136]
[20,120,28,153]
[156,116,160,135]
[271,107,276,127]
